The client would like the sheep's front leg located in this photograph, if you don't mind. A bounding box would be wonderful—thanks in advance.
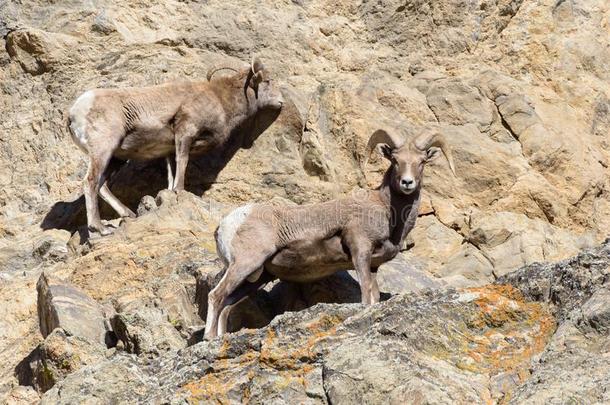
[345,232,374,305]
[172,124,197,191]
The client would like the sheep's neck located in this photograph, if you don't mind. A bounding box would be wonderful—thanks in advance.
[376,168,421,246]
[211,80,257,127]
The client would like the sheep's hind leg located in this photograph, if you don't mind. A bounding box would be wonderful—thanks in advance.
[217,269,273,336]
[165,156,175,190]
[99,183,136,219]
[205,250,274,339]
[84,151,115,236]
[99,158,136,219]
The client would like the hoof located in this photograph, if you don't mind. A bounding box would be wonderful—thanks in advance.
[203,329,216,341]
[88,224,114,237]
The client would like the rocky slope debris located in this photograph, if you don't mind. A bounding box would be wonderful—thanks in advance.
[4,189,609,403]
[37,240,610,404]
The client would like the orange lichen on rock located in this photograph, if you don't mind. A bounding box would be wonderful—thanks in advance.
[180,370,239,405]
[179,313,345,403]
[464,285,556,376]
[260,313,342,370]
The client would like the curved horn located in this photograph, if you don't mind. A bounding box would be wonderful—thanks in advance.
[206,66,239,81]
[362,129,405,169]
[413,132,457,176]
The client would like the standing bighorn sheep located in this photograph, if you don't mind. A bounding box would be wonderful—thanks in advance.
[204,129,456,338]
[68,58,283,235]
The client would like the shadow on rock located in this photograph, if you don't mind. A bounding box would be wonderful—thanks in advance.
[14,348,40,388]
[40,108,281,234]
[194,270,391,341]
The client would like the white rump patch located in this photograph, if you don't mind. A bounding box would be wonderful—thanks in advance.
[216,204,254,265]
[69,90,96,152]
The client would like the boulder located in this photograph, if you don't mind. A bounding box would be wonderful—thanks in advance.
[33,329,105,392]
[3,386,40,405]
[5,28,80,75]
[110,306,186,356]
[500,240,610,403]
[579,288,610,334]
[36,273,107,345]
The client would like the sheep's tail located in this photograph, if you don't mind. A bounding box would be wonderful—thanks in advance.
[214,204,255,267]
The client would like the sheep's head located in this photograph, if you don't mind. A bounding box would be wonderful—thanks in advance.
[245,57,284,110]
[365,129,456,195]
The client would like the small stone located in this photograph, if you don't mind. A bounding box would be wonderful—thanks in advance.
[137,195,158,216]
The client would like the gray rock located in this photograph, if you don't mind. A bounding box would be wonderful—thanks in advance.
[499,239,610,404]
[375,255,447,294]
[579,288,610,334]
[38,286,551,403]
[136,195,158,216]
[41,354,157,405]
[267,271,361,313]
[194,266,225,322]
[156,275,202,337]
[499,238,610,321]
[91,10,117,35]
[3,385,40,404]
[34,329,105,392]
[426,80,495,131]
[110,306,186,356]
[31,230,71,263]
[36,273,108,345]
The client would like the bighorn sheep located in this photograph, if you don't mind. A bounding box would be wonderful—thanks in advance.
[68,58,283,235]
[204,129,456,338]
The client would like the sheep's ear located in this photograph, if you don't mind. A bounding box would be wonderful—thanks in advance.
[379,144,394,160]
[425,146,441,162]
[251,57,265,73]
[248,71,263,90]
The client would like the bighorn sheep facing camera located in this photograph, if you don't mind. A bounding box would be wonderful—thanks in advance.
[68,58,283,235]
[204,129,456,338]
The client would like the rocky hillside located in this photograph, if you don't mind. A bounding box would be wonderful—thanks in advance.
[0,0,608,403]
[41,240,610,404]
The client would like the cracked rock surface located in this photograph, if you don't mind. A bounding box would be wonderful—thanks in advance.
[41,242,610,404]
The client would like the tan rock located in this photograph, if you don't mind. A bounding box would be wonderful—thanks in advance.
[6,28,80,75]
[37,273,108,344]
